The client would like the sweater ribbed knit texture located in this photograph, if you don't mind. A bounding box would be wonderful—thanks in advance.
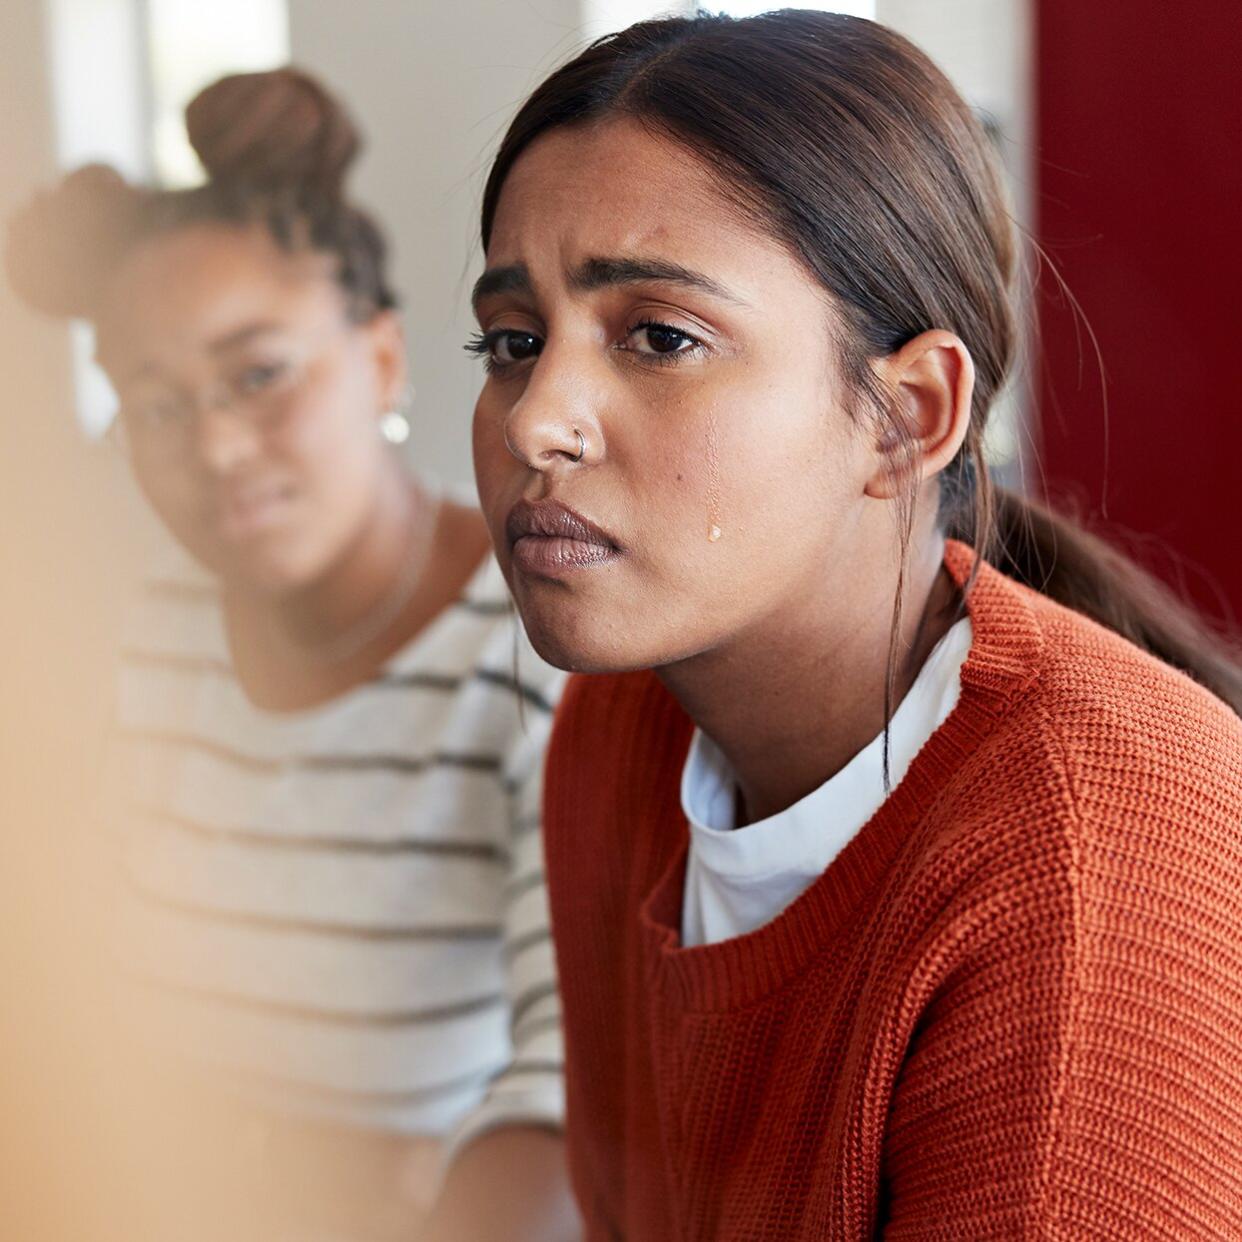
[542,543,1242,1240]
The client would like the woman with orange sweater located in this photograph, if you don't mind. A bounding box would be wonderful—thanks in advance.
[467,11,1242,1240]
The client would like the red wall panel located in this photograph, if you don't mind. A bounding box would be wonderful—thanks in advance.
[1035,0,1242,626]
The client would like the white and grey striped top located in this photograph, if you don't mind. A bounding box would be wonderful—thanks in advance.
[106,536,568,1149]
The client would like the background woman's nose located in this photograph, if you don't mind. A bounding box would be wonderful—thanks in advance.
[194,405,264,475]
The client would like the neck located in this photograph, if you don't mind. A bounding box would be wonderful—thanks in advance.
[222,467,491,711]
[276,461,429,647]
[658,530,956,825]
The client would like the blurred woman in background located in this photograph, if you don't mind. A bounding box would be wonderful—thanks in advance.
[470,11,1242,1239]
[8,68,573,1242]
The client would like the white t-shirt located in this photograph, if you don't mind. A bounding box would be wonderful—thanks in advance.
[680,618,973,948]
[108,530,567,1152]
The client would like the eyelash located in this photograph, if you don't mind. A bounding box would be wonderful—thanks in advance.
[629,320,706,367]
[463,330,505,374]
[464,320,706,376]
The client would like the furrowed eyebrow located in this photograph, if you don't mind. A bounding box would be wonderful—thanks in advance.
[570,256,746,305]
[207,323,284,354]
[470,255,746,313]
[104,323,283,388]
[471,263,532,310]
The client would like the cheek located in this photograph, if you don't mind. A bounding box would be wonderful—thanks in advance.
[648,410,730,545]
[470,400,495,489]
[637,384,859,601]
[128,458,238,579]
[279,385,384,501]
[643,402,811,547]
[471,393,519,531]
[130,451,207,540]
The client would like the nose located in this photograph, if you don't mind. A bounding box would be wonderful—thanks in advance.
[502,344,601,471]
[194,404,264,476]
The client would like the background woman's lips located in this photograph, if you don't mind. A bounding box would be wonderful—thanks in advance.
[217,482,295,540]
[506,498,620,578]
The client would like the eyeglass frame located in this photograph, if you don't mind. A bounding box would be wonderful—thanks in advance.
[105,321,357,460]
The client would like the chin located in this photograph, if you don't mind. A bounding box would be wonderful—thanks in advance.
[508,586,613,673]
[525,632,630,675]
[511,582,688,676]
[233,559,314,599]
[189,532,322,599]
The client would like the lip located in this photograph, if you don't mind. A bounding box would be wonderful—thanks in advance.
[215,480,296,541]
[505,498,621,578]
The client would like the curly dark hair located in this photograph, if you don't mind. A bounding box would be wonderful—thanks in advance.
[5,66,397,323]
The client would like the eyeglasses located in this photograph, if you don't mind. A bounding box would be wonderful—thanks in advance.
[110,325,348,459]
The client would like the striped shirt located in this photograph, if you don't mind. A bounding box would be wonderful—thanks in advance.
[106,535,567,1151]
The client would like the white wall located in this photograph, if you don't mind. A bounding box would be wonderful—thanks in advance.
[878,0,1034,481]
[878,0,1032,219]
[287,0,595,487]
[582,0,686,40]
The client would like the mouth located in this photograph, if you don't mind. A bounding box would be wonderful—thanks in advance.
[216,479,297,541]
[505,498,621,578]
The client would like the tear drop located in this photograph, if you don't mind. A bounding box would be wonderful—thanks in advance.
[708,524,722,543]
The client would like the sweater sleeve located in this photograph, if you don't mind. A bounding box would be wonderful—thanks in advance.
[879,736,1242,1239]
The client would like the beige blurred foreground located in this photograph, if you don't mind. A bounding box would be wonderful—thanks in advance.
[0,12,257,1235]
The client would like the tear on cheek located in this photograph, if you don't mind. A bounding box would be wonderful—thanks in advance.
[706,411,723,542]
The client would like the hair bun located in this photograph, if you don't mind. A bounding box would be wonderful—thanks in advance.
[5,164,145,319]
[185,67,360,198]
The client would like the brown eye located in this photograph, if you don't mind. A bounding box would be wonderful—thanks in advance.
[234,360,289,396]
[492,331,542,365]
[628,322,699,356]
[127,394,189,429]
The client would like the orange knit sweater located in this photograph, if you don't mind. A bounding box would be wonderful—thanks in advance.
[542,543,1242,1240]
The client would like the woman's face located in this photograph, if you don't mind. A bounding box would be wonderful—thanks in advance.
[96,222,403,593]
[472,118,886,673]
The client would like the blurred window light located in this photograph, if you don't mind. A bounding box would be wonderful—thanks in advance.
[47,0,147,178]
[147,0,290,187]
[45,0,289,437]
[713,2,876,17]
[46,0,149,438]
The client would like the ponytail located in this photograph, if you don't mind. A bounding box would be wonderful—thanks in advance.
[951,455,1242,714]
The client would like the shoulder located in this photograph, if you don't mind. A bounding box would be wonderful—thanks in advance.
[551,669,689,756]
[962,576,1242,1209]
[554,665,674,718]
[889,560,1242,1039]
[950,546,1242,809]
[919,548,1242,916]
[545,670,693,820]
[1005,567,1242,819]
[930,554,1242,959]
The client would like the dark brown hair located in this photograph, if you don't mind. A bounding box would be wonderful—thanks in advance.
[5,67,396,324]
[481,10,1241,714]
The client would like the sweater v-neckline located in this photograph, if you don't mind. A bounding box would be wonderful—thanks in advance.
[637,541,1047,1013]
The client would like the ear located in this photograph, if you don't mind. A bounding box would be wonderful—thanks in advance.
[863,330,974,501]
[362,308,409,411]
